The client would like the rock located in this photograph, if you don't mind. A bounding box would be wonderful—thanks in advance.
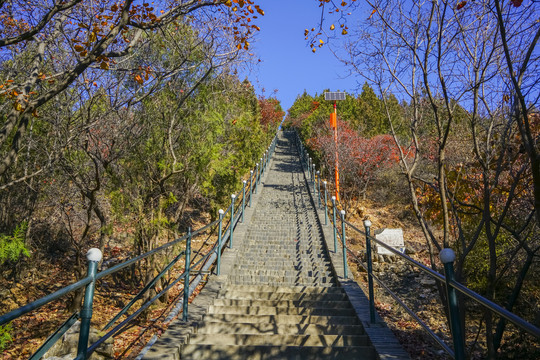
[43,321,114,360]
[397,265,408,274]
[405,247,417,255]
[420,278,437,286]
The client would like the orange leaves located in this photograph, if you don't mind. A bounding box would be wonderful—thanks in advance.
[222,1,262,52]
[368,9,376,20]
[456,1,467,10]
[132,66,153,86]
[96,55,112,71]
[330,24,335,30]
[254,5,264,16]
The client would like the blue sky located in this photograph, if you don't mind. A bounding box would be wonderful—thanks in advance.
[243,1,365,112]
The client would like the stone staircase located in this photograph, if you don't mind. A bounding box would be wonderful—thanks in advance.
[142,131,406,359]
[179,132,376,359]
[180,285,376,359]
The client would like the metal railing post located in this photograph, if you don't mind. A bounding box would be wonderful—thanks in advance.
[312,165,316,193]
[216,209,224,275]
[323,181,328,225]
[441,249,466,360]
[182,228,192,322]
[364,220,376,324]
[258,158,263,183]
[249,170,254,203]
[316,171,321,208]
[308,157,312,178]
[229,194,236,248]
[340,210,348,279]
[332,196,337,253]
[241,180,246,223]
[254,164,259,193]
[77,248,102,359]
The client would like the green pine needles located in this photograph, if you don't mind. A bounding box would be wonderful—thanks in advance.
[0,323,12,351]
[0,222,30,265]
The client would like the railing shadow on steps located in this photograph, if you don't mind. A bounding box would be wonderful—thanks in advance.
[0,135,279,360]
[293,130,540,360]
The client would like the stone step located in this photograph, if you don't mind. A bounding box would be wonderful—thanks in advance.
[180,344,378,360]
[217,291,348,302]
[221,285,344,294]
[201,314,361,326]
[238,250,326,257]
[212,299,352,309]
[231,269,331,277]
[188,334,370,347]
[195,322,365,336]
[227,275,335,285]
[229,282,336,288]
[241,245,326,251]
[207,305,357,317]
[234,263,332,270]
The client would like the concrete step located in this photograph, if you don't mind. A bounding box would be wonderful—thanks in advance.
[217,291,348,301]
[230,281,336,288]
[234,263,332,271]
[227,275,335,285]
[212,299,352,309]
[238,247,327,253]
[231,269,332,277]
[195,322,365,336]
[188,334,370,347]
[207,305,357,317]
[201,314,361,326]
[237,259,329,265]
[180,344,378,360]
[238,250,327,256]
[221,285,344,294]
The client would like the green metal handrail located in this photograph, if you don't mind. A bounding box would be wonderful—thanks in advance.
[0,133,279,360]
[294,130,540,360]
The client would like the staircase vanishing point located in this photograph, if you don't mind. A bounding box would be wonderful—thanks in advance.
[142,131,409,360]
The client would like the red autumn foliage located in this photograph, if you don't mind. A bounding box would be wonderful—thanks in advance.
[309,118,401,204]
[258,97,285,130]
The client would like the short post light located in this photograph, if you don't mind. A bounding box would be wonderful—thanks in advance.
[312,164,316,192]
[250,170,254,202]
[77,248,102,358]
[440,249,466,360]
